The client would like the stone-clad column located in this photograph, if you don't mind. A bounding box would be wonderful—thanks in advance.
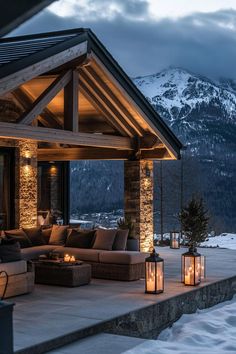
[124,160,154,252]
[15,140,38,228]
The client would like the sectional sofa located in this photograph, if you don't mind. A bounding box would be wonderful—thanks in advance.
[0,225,147,298]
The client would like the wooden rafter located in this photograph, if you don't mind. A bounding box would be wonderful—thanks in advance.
[79,80,127,136]
[17,70,72,125]
[79,71,137,137]
[64,70,79,132]
[0,121,134,150]
[13,87,62,129]
[84,66,144,136]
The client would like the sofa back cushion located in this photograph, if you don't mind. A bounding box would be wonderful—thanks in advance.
[41,227,52,244]
[65,229,96,248]
[4,229,32,248]
[49,225,69,245]
[0,237,22,262]
[92,229,117,250]
[113,229,129,250]
[23,227,46,246]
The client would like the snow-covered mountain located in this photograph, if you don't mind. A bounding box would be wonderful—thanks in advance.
[133,68,236,231]
[134,68,236,155]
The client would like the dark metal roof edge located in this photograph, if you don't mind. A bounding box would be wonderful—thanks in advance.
[87,29,183,156]
[0,30,88,80]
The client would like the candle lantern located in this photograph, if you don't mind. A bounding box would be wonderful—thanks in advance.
[181,247,201,286]
[145,249,164,294]
[200,255,206,280]
[170,231,180,249]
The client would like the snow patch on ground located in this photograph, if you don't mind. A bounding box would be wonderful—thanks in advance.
[124,296,236,354]
[201,233,236,249]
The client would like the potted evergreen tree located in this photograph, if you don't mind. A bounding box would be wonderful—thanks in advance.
[117,217,139,251]
[179,197,209,285]
[179,197,209,249]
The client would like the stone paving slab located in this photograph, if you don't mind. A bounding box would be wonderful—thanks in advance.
[48,333,147,354]
[11,247,236,353]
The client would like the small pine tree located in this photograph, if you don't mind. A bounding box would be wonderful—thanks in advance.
[179,197,209,248]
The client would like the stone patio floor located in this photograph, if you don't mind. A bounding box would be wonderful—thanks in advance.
[11,247,236,353]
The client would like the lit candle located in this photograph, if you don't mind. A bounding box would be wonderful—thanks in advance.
[64,254,70,262]
[70,256,75,262]
[185,266,193,285]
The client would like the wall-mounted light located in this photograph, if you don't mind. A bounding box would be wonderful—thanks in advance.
[145,163,151,177]
[22,157,32,166]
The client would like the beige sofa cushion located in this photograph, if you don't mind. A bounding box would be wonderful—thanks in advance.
[92,229,117,250]
[99,251,147,265]
[53,247,100,262]
[0,260,27,276]
[21,245,59,260]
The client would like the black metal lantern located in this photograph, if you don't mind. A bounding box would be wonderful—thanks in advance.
[170,231,180,249]
[181,247,201,286]
[145,249,164,294]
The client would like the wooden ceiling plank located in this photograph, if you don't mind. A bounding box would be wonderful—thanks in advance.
[0,121,134,150]
[80,71,137,137]
[79,80,127,136]
[64,70,79,132]
[85,66,144,136]
[13,87,62,129]
[17,70,72,125]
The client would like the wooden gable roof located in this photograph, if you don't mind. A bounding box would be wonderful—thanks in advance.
[0,28,182,160]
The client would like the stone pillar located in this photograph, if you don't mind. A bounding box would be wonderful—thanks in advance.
[15,140,38,228]
[124,160,154,252]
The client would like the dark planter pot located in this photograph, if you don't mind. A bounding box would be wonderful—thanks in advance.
[126,239,139,251]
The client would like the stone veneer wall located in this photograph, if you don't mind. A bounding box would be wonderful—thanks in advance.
[124,160,154,252]
[15,140,38,228]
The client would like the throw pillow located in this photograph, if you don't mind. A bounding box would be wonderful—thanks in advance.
[23,227,46,246]
[65,229,96,248]
[92,229,117,250]
[49,225,69,245]
[41,227,52,244]
[113,229,129,250]
[0,237,22,262]
[4,229,32,248]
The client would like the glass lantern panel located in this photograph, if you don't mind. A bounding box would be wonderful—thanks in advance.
[195,256,201,284]
[200,255,205,280]
[184,256,195,285]
[171,232,180,248]
[156,262,164,291]
[146,262,156,292]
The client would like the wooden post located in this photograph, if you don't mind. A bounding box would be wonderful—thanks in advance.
[124,160,154,252]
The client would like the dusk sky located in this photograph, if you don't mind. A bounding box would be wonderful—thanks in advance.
[11,0,236,79]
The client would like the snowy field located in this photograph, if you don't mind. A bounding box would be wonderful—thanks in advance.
[155,233,236,250]
[201,233,236,250]
[124,296,236,354]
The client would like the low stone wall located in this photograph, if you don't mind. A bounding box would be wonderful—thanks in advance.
[106,275,236,339]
